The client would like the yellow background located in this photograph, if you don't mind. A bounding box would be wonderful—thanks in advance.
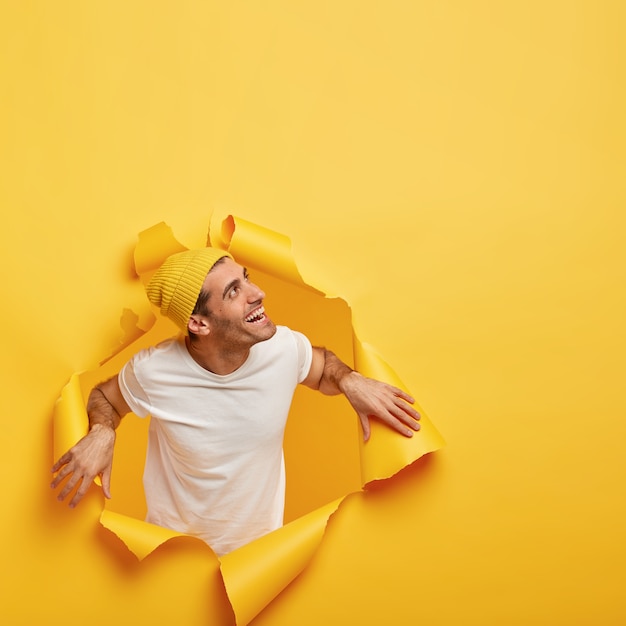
[1,2,625,624]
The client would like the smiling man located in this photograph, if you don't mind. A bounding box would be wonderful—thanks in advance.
[51,247,420,556]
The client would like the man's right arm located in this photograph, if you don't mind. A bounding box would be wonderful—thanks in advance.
[50,376,131,508]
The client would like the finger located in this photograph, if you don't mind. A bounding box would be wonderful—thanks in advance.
[57,473,81,501]
[69,478,90,508]
[389,403,421,430]
[391,419,416,437]
[378,382,414,403]
[392,387,415,404]
[373,394,419,423]
[393,398,421,420]
[50,463,74,489]
[380,409,418,436]
[51,453,71,473]
[101,466,112,499]
[359,413,371,442]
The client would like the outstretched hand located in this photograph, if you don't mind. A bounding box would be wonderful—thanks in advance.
[50,424,116,508]
[339,372,421,441]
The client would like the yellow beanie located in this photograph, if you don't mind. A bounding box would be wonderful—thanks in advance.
[146,247,232,332]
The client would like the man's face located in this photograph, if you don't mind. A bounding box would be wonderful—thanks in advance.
[199,257,276,348]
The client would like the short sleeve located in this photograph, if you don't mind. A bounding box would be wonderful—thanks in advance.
[118,357,151,418]
[290,329,313,384]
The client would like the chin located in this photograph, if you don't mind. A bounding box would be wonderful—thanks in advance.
[245,316,276,345]
[261,319,277,339]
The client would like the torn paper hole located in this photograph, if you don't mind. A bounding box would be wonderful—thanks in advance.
[52,215,445,625]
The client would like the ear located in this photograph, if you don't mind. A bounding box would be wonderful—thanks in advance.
[187,314,211,336]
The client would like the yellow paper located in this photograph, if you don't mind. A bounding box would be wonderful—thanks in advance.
[220,499,343,626]
[100,510,193,561]
[4,4,624,624]
[353,337,446,484]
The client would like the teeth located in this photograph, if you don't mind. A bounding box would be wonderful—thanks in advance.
[245,306,265,322]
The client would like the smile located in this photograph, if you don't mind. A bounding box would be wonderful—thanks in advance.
[245,306,266,324]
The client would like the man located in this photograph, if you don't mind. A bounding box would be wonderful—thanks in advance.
[51,247,420,556]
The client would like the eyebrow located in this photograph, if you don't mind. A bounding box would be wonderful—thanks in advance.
[221,267,249,300]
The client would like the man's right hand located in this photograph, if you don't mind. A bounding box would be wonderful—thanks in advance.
[50,424,116,508]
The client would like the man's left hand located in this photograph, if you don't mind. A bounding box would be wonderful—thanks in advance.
[339,372,421,441]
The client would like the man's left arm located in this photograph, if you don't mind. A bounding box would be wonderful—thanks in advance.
[301,347,421,441]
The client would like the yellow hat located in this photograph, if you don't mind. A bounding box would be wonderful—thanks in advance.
[146,247,232,332]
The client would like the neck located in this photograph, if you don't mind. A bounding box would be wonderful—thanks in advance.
[184,336,250,375]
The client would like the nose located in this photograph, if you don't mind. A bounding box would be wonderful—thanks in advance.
[247,282,265,302]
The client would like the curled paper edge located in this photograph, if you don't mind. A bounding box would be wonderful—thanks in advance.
[353,336,446,485]
[100,510,195,561]
[219,498,343,626]
[53,373,88,464]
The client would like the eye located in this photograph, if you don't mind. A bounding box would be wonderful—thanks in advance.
[229,286,240,298]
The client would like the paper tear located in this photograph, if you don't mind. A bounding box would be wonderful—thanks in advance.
[133,221,187,284]
[215,214,322,292]
[53,373,88,464]
[100,509,197,561]
[52,215,444,625]
[220,498,343,626]
[353,337,446,485]
[100,308,155,365]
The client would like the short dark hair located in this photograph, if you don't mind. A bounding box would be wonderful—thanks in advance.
[188,255,228,339]
[192,288,210,318]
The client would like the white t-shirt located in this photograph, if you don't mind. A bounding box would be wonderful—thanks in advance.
[118,325,313,556]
